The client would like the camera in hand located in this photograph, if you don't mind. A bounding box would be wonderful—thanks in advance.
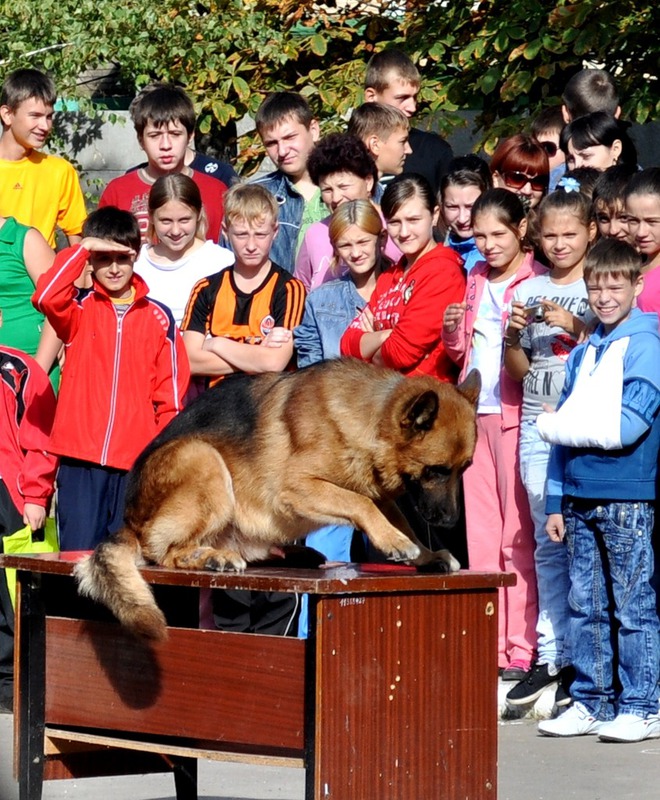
[525,303,545,323]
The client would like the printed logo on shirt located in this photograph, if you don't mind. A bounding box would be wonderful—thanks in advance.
[1,359,25,397]
[205,163,219,174]
[550,333,577,361]
[130,193,150,237]
[13,182,22,190]
[260,315,275,338]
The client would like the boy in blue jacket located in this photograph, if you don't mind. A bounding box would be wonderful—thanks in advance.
[536,238,660,742]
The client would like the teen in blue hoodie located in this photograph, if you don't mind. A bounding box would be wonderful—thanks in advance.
[535,239,660,743]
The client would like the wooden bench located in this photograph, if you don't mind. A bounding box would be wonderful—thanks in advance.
[1,552,513,800]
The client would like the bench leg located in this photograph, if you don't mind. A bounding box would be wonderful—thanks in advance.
[172,756,197,800]
[18,573,45,800]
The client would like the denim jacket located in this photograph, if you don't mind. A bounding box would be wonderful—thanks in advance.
[294,275,366,367]
[250,170,306,274]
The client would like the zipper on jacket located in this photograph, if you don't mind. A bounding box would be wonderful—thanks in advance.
[100,307,125,466]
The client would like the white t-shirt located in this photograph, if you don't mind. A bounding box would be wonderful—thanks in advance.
[134,240,234,326]
[468,275,514,413]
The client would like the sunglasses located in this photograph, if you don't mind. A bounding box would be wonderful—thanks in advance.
[539,140,558,158]
[501,170,548,193]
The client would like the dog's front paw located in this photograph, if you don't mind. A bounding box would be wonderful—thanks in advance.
[387,538,421,563]
[414,548,460,573]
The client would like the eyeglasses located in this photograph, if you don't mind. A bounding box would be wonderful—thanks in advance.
[539,140,558,158]
[501,170,548,193]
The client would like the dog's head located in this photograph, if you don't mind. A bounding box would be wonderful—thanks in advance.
[385,370,480,528]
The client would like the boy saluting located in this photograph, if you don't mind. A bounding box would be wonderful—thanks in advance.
[33,208,190,552]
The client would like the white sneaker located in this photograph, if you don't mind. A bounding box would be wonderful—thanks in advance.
[598,713,660,743]
[538,702,603,737]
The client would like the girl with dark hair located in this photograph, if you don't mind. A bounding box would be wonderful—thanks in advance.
[134,173,233,326]
[625,167,660,313]
[560,112,638,172]
[503,189,597,705]
[340,174,467,567]
[438,155,492,274]
[592,164,637,242]
[341,174,465,383]
[442,188,546,680]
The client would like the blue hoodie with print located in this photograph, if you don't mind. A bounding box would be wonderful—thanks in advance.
[538,309,660,513]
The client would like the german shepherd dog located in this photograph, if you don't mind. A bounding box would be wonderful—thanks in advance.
[75,359,480,640]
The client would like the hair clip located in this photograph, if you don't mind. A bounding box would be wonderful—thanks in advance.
[557,176,580,193]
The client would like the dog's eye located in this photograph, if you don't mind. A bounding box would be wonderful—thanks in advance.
[424,465,452,480]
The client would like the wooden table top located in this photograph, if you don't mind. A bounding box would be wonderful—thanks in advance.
[0,551,515,594]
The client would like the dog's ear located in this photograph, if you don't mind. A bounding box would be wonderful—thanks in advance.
[457,369,481,407]
[400,390,439,434]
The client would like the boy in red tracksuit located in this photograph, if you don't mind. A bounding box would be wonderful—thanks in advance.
[32,207,190,551]
[0,345,58,712]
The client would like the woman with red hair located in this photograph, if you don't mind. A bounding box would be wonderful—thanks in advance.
[490,133,549,211]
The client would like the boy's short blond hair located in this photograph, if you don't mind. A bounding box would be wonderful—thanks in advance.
[224,184,279,228]
[584,238,642,284]
[365,50,421,92]
[347,102,409,143]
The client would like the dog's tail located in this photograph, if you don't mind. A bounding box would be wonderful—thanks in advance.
[74,528,167,642]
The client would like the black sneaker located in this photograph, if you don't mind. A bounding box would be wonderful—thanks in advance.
[506,663,560,706]
[554,667,574,707]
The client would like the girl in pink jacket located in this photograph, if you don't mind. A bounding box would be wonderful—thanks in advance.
[442,188,546,678]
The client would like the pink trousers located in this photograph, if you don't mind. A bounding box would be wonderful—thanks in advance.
[462,414,538,667]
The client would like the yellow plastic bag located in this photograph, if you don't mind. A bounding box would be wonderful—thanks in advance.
[2,519,59,609]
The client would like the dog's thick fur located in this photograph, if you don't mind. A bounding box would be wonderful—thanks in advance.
[75,359,480,640]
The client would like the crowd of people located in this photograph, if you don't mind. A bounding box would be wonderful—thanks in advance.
[1,51,660,746]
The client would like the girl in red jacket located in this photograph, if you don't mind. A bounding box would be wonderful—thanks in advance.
[340,174,466,560]
[341,174,465,382]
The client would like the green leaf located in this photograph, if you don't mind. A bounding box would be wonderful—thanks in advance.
[310,33,327,56]
[232,76,250,101]
[523,39,542,60]
[478,66,502,96]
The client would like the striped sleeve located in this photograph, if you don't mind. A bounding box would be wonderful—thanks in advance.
[278,275,307,330]
[180,276,214,333]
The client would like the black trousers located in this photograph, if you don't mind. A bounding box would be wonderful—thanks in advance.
[212,590,300,636]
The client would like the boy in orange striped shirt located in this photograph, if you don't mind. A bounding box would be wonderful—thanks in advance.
[181,183,306,387]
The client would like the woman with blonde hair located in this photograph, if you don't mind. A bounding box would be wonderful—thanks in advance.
[294,199,388,366]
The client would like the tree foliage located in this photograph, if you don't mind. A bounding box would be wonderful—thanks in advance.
[0,0,658,166]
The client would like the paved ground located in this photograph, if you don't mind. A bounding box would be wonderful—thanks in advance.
[3,709,660,800]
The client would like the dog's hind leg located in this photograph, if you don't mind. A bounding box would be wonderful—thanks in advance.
[279,482,421,562]
[134,440,246,572]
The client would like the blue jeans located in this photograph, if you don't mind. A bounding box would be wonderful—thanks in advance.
[519,420,571,668]
[564,499,660,719]
[297,525,355,638]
